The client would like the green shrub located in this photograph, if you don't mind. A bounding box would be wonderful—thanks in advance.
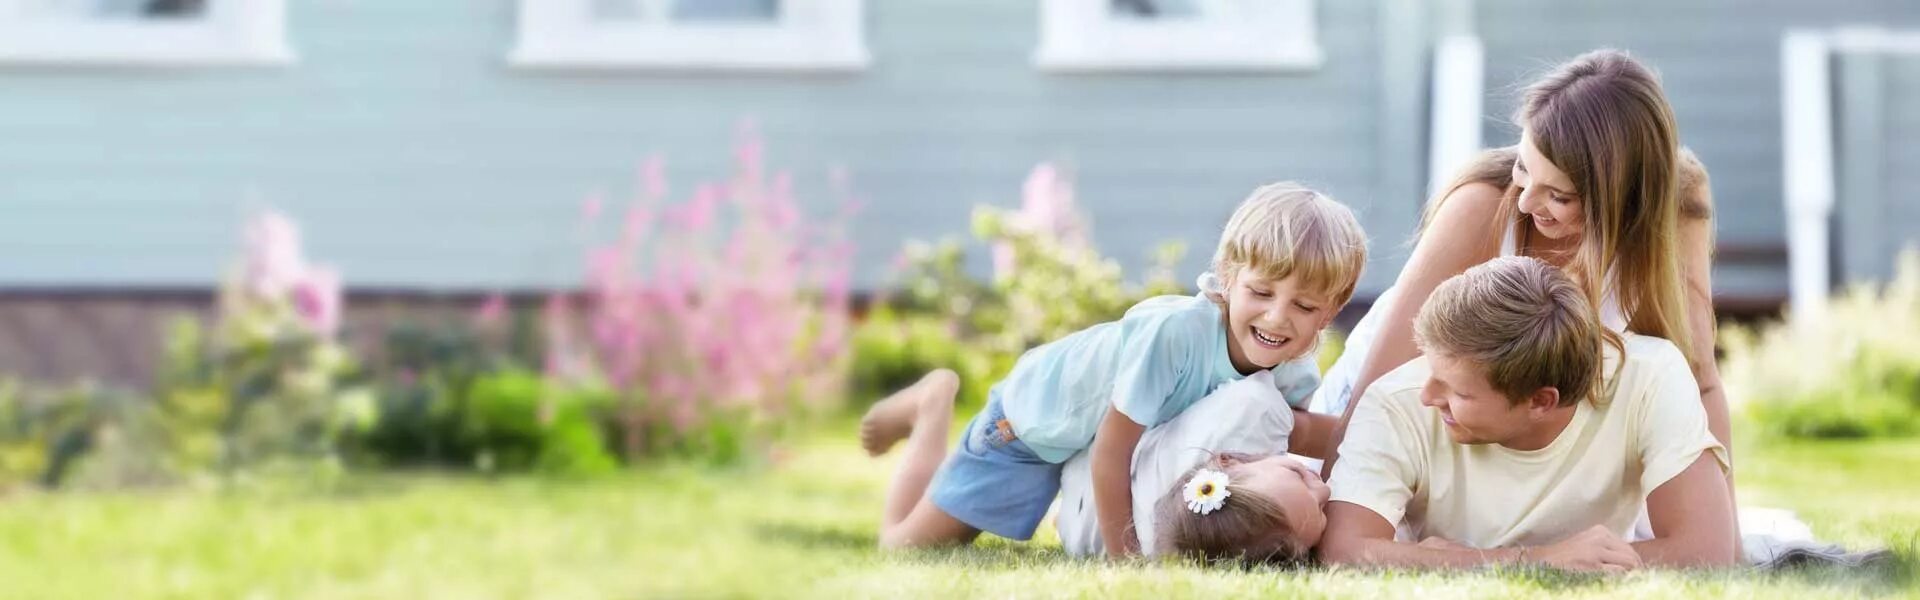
[0,381,183,490]
[462,370,618,476]
[848,305,1013,413]
[1722,249,1920,439]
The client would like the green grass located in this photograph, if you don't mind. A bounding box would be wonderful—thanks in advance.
[0,427,1915,599]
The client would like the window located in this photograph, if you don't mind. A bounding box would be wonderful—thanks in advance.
[1036,0,1321,73]
[0,0,292,66]
[510,0,869,72]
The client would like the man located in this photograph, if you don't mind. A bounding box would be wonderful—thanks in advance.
[1319,256,1737,571]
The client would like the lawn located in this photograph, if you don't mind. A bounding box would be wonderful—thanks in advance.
[0,425,1914,599]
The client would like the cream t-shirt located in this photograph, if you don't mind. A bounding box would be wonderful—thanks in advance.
[1328,333,1726,549]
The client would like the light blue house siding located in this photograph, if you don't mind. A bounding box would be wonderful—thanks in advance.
[1473,0,1920,300]
[1,0,1914,301]
[0,0,1418,295]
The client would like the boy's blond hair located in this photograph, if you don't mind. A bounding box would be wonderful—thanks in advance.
[1413,256,1615,407]
[1210,182,1368,308]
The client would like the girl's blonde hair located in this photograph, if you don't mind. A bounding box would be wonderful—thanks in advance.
[1153,453,1310,565]
[1414,256,1606,406]
[1209,182,1369,308]
[1419,49,1713,370]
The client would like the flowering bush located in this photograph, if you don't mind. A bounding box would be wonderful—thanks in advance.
[1721,248,1920,439]
[545,127,858,463]
[897,164,1187,356]
[853,164,1187,411]
[165,210,374,476]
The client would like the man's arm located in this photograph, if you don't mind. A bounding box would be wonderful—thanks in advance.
[1092,407,1146,557]
[1320,502,1643,572]
[1321,502,1522,568]
[1630,452,1739,567]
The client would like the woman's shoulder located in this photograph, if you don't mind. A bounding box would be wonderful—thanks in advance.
[1458,146,1519,187]
[1423,148,1517,227]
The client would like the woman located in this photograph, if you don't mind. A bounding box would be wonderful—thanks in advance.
[1314,48,1729,493]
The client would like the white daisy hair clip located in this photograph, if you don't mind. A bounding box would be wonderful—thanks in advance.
[1183,468,1232,515]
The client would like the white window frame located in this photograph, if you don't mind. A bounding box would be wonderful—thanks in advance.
[1035,0,1321,73]
[509,0,869,72]
[0,0,293,67]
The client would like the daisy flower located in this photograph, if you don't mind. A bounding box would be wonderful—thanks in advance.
[1183,469,1232,515]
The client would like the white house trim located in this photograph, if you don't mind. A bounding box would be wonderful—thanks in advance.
[1034,0,1322,73]
[0,0,292,67]
[508,0,870,73]
[1781,30,1836,326]
[1427,34,1484,199]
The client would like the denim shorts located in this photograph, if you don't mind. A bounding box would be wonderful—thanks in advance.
[928,394,1063,541]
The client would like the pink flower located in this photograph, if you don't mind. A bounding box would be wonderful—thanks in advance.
[475,292,508,327]
[290,266,343,338]
[1019,163,1087,247]
[243,210,305,298]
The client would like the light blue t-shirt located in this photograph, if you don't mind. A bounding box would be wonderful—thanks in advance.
[996,293,1322,463]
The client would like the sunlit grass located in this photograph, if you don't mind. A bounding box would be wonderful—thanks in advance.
[0,425,1913,599]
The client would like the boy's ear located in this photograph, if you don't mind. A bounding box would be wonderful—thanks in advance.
[1525,387,1562,413]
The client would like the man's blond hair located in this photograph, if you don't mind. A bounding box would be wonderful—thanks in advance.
[1413,256,1617,407]
[1210,182,1368,308]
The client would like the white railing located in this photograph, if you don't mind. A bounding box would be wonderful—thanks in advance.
[1781,27,1920,325]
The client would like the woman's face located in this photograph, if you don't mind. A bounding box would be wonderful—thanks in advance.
[1513,129,1587,240]
[1221,454,1331,547]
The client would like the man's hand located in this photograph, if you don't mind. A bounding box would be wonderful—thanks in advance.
[1417,536,1471,552]
[1529,526,1642,573]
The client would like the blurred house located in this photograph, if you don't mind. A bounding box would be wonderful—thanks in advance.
[1,0,1917,385]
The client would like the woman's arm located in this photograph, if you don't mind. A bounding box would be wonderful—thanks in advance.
[1288,410,1337,459]
[1676,183,1730,461]
[1319,183,1506,473]
[1674,171,1741,547]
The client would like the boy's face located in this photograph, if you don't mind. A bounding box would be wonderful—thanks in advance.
[1419,353,1535,445]
[1223,270,1335,374]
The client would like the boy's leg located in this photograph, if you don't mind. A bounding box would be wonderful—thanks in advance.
[861,368,958,456]
[872,370,980,548]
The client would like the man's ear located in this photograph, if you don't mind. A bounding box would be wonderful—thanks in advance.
[1525,387,1562,414]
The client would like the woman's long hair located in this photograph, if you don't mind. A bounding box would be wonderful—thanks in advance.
[1419,49,1708,371]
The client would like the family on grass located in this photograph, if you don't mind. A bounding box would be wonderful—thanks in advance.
[858,49,1746,571]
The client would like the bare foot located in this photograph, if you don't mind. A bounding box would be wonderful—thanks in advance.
[860,369,959,456]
